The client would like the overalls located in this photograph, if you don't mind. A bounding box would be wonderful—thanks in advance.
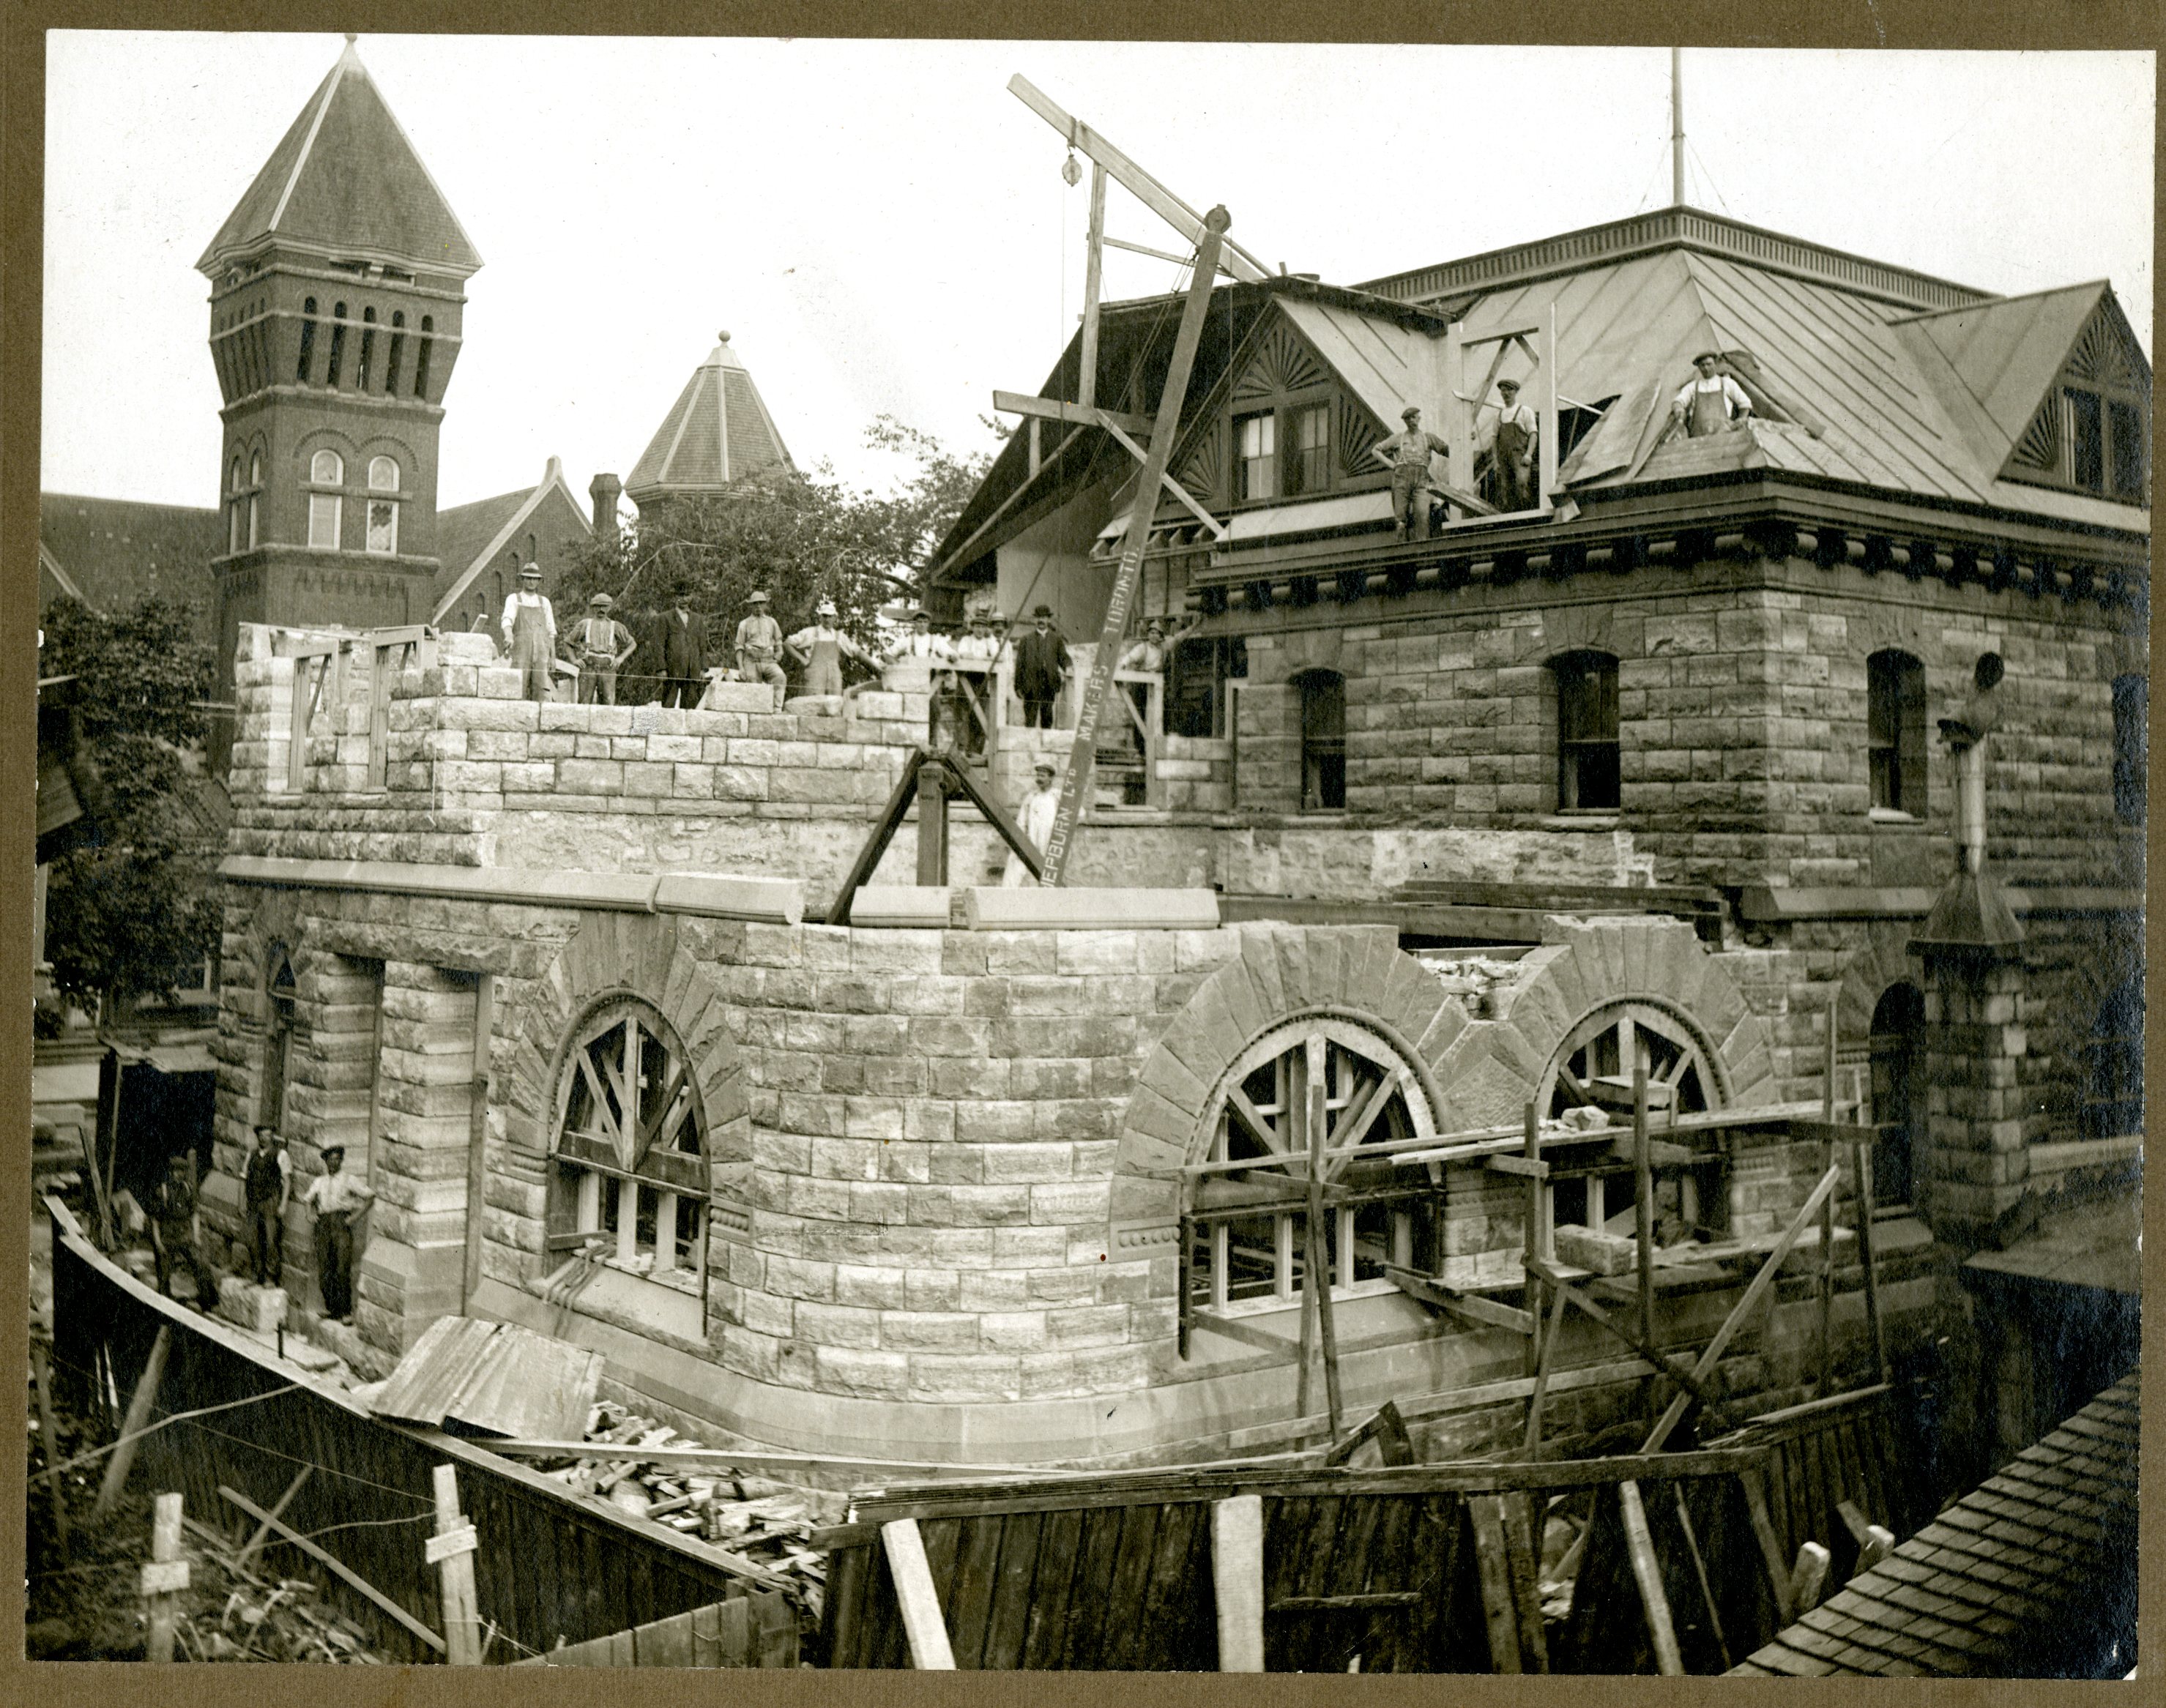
[510,597,554,701]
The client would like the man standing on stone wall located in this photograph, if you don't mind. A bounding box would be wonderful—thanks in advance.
[573,592,638,705]
[734,590,787,695]
[302,1144,373,1324]
[661,599,709,708]
[243,1124,290,1287]
[500,563,557,702]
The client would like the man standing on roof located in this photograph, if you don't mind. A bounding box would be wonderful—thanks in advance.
[1487,378,1539,511]
[1673,351,1754,438]
[501,563,557,702]
[734,590,786,697]
[1372,406,1453,541]
[573,593,638,705]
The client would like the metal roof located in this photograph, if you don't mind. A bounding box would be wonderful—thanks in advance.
[368,1313,605,1439]
[626,335,795,506]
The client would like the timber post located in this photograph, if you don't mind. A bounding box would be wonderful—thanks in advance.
[141,1490,187,1661]
[93,1321,171,1524]
[428,1463,483,1664]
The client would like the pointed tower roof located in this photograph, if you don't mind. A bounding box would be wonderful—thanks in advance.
[625,332,796,507]
[197,37,480,277]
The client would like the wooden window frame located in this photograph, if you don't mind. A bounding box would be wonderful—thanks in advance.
[1294,668,1346,813]
[1554,651,1620,812]
[1867,649,1926,818]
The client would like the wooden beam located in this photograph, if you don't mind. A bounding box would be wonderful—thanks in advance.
[31,1341,70,1556]
[1522,1280,1569,1457]
[143,1491,187,1663]
[1095,415,1229,539]
[1672,1482,1733,1671]
[92,1323,171,1523]
[1738,1466,1795,1625]
[880,1518,956,1668]
[236,1464,311,1573]
[1101,233,1243,274]
[1385,1265,1535,1335]
[1618,1479,1684,1675]
[1079,161,1106,409]
[991,389,1154,436]
[1634,1065,1656,1360]
[430,1464,483,1666]
[1466,1493,1524,1672]
[1006,76,1271,283]
[219,1483,446,1655]
[1210,1494,1266,1671]
[1790,1540,1831,1614]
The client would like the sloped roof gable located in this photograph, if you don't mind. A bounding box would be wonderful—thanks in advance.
[625,336,795,504]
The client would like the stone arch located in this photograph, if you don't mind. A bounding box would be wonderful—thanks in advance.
[1426,916,1778,1134]
[1836,922,1924,1043]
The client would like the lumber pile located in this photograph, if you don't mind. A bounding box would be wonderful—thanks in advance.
[527,1401,845,1617]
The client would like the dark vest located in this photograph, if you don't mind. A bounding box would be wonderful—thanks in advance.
[245,1148,285,1209]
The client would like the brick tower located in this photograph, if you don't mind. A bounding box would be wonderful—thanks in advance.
[197,36,482,684]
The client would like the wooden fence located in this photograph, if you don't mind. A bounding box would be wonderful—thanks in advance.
[50,1207,785,1664]
[512,1587,799,1666]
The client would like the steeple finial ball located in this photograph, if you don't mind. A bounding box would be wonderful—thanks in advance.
[345,31,357,43]
[718,330,731,343]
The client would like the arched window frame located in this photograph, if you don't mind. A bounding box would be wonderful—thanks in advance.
[1292,668,1346,811]
[1867,649,1927,818]
[261,943,298,1132]
[227,455,245,553]
[384,310,406,393]
[247,450,263,548]
[547,997,710,1293]
[365,455,401,556]
[1867,982,1924,1209]
[306,449,344,551]
[413,315,433,398]
[1552,649,1620,811]
[325,301,348,388]
[297,296,317,383]
[357,305,376,391]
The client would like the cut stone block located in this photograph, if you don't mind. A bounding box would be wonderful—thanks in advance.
[1552,1223,1637,1277]
[216,1277,291,1333]
[701,680,781,713]
[961,887,1221,931]
[847,885,951,927]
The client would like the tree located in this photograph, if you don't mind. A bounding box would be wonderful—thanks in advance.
[554,416,1000,693]
[38,597,223,1010]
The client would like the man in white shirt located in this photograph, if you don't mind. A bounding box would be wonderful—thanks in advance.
[1487,378,1539,510]
[500,564,557,701]
[1673,351,1754,438]
[572,592,638,705]
[1003,759,1062,886]
[1370,406,1454,540]
[302,1144,374,1322]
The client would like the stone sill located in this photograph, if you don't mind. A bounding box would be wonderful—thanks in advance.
[526,1261,707,1354]
[1868,809,1926,829]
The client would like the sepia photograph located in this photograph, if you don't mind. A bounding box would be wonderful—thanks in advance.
[23,23,2149,1681]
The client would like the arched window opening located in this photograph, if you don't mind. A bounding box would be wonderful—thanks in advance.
[1553,650,1620,810]
[414,316,433,397]
[365,455,400,555]
[2082,976,2144,1140]
[1867,982,1924,1209]
[297,296,317,382]
[308,449,344,550]
[548,1000,709,1289]
[1539,1002,1722,1242]
[247,450,262,548]
[1867,649,1927,816]
[1186,1018,1432,1316]
[325,302,347,389]
[1295,668,1345,810]
[261,944,298,1131]
[384,310,405,392]
[227,456,245,553]
[357,305,376,391]
[2113,674,2146,825]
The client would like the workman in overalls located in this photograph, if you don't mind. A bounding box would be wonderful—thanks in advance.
[573,592,638,705]
[302,1144,373,1324]
[500,563,558,701]
[149,1151,214,1310]
[1372,406,1453,541]
[1489,378,1538,511]
[734,591,787,695]
[243,1123,291,1287]
[1672,351,1753,438]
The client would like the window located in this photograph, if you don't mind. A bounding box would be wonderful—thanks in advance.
[365,456,400,555]
[248,451,262,548]
[1867,984,1923,1209]
[2113,674,2146,824]
[1867,650,1926,816]
[1167,635,1246,738]
[2082,977,2144,1140]
[308,450,343,550]
[1295,668,1345,810]
[414,315,433,397]
[297,296,316,382]
[227,457,245,553]
[1235,411,1277,501]
[2109,400,2146,499]
[548,1000,708,1290]
[261,944,297,1131]
[384,310,405,392]
[1555,651,1620,810]
[1187,1019,1430,1315]
[1285,403,1331,496]
[357,306,376,390]
[326,302,347,388]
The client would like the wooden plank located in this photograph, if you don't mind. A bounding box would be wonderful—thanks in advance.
[636,1608,695,1667]
[1099,1499,1165,1669]
[431,1464,483,1665]
[93,1323,171,1522]
[690,1600,724,1667]
[1135,1498,1207,1670]
[219,1483,446,1654]
[1465,1493,1523,1673]
[1672,1480,1733,1670]
[754,1587,798,1668]
[1272,1590,1423,1610]
[1618,1480,1683,1675]
[991,389,1154,436]
[942,1514,1004,1667]
[1060,1502,1128,1668]
[717,1594,751,1667]
[1738,1466,1796,1626]
[881,1518,956,1669]
[1385,1265,1536,1334]
[820,1543,871,1668]
[1792,1540,1833,1613]
[31,1341,70,1556]
[144,1491,186,1663]
[1017,1505,1084,1668]
[980,1510,1043,1669]
[1499,1489,1549,1672]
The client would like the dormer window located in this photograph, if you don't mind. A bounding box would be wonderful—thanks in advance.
[1286,403,1331,496]
[2004,302,2150,501]
[1235,411,1277,501]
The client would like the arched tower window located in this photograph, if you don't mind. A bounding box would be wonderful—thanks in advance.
[261,943,298,1131]
[1867,982,1924,1208]
[325,302,347,389]
[1867,649,1926,816]
[548,999,709,1286]
[227,455,245,553]
[1553,649,1620,810]
[1188,1018,1430,1313]
[357,305,376,391]
[247,450,262,548]
[307,449,344,550]
[414,316,433,398]
[297,296,317,382]
[1294,668,1345,810]
[384,310,406,393]
[365,455,401,556]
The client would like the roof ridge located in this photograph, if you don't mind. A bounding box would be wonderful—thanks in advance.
[1892,279,2108,324]
[265,59,344,236]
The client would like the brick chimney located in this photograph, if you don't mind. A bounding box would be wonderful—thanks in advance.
[589,471,622,545]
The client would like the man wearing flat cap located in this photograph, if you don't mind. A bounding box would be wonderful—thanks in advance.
[1371,406,1454,541]
[1004,758,1062,886]
[501,563,557,702]
[573,592,638,705]
[1487,378,1539,511]
[301,1144,373,1323]
[734,591,787,695]
[1673,351,1753,438]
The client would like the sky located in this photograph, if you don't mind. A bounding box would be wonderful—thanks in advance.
[40,34,2155,516]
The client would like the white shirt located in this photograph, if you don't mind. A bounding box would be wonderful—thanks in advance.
[1674,373,1753,417]
[1018,783,1060,847]
[1491,399,1538,436]
[1119,639,1166,671]
[889,631,953,663]
[302,1168,372,1217]
[501,589,556,641]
